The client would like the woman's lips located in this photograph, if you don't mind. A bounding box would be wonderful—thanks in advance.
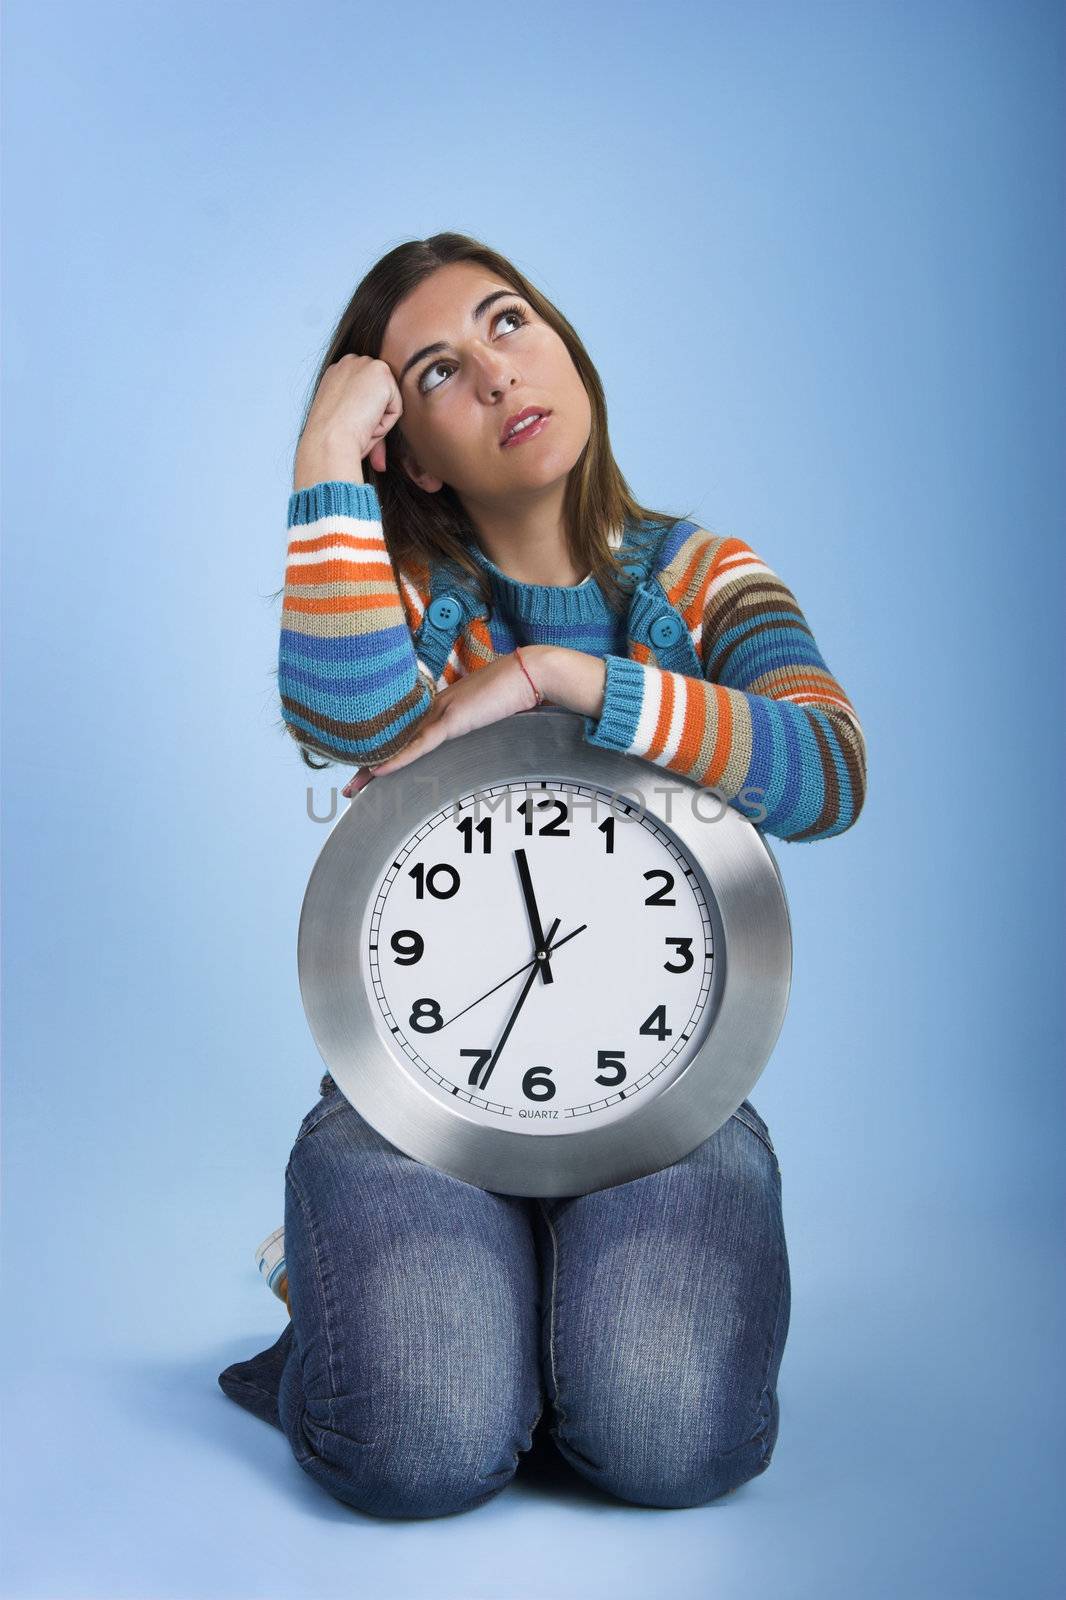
[500,413,552,449]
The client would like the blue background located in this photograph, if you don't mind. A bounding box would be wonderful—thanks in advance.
[2,0,1063,1595]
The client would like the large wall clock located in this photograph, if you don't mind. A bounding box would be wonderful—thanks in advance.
[298,706,792,1197]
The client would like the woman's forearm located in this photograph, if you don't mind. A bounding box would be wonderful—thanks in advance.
[525,645,607,719]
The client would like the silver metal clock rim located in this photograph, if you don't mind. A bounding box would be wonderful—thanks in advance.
[298,706,792,1198]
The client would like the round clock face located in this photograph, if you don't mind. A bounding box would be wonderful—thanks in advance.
[361,779,720,1132]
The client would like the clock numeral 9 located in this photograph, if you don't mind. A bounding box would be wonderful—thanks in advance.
[409,862,460,898]
[409,997,444,1032]
[643,870,676,906]
[517,796,570,837]
[663,936,693,972]
[391,929,424,965]
[595,1050,627,1087]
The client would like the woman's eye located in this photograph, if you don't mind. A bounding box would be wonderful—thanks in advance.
[418,306,527,394]
[420,361,453,394]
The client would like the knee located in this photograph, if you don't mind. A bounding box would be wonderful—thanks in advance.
[282,1383,527,1520]
[556,1386,782,1510]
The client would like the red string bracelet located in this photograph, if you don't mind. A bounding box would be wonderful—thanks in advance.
[513,646,544,709]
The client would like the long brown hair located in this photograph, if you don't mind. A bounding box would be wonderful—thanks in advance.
[278,232,693,768]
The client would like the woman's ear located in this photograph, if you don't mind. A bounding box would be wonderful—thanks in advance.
[398,450,445,494]
[390,426,444,493]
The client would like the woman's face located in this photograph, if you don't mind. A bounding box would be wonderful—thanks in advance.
[378,260,593,505]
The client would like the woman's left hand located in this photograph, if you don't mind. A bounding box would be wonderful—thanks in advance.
[342,649,548,791]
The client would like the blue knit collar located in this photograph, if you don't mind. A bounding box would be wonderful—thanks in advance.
[463,528,623,626]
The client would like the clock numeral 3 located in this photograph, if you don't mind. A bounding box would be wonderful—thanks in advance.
[409,997,444,1032]
[663,936,693,973]
[595,1049,627,1087]
[643,870,676,906]
[391,929,424,965]
[639,1004,672,1042]
[517,796,570,837]
[409,862,460,898]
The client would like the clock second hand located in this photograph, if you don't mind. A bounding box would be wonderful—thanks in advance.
[439,919,589,1032]
[477,916,562,1092]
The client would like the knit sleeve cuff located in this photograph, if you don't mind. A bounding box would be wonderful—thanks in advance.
[583,654,648,752]
[287,479,381,529]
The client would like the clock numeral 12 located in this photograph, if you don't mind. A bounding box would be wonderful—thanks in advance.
[517,796,570,837]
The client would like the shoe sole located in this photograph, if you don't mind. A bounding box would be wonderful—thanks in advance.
[253,1225,288,1300]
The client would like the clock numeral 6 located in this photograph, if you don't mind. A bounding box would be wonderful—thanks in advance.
[522,1064,556,1101]
[517,796,570,837]
[639,1004,671,1042]
[663,936,693,973]
[643,869,676,906]
[595,1050,627,1087]
[408,862,460,899]
[409,997,444,1032]
[391,929,424,965]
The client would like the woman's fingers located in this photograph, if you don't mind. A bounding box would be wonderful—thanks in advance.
[341,767,377,798]
[370,714,452,775]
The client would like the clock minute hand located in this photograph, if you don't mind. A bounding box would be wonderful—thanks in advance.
[514,848,554,984]
[479,916,562,1092]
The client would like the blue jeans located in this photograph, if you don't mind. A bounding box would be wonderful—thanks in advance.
[218,1072,790,1518]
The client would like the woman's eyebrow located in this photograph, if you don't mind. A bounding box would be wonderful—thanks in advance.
[398,289,524,385]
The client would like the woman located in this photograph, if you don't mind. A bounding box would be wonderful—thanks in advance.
[218,232,867,1518]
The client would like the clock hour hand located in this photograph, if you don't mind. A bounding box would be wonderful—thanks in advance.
[479,916,561,1091]
[514,848,553,984]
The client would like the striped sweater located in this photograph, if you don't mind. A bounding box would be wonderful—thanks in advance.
[278,480,867,843]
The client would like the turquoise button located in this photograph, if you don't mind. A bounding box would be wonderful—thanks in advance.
[427,595,461,630]
[649,613,685,649]
[622,562,644,581]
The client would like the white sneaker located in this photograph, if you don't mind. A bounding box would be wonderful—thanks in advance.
[254,1225,289,1305]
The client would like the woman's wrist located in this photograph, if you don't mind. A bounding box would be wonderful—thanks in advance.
[294,442,365,492]
[523,645,607,719]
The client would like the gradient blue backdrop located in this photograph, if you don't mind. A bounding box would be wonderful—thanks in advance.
[2,0,1063,1595]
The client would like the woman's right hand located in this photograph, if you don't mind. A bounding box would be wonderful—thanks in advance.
[340,765,378,800]
[294,354,403,487]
